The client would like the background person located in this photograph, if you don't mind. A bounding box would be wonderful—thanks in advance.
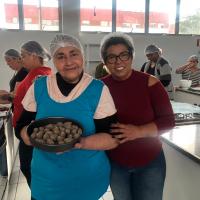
[0,49,29,108]
[4,49,28,93]
[176,55,200,87]
[100,32,175,200]
[15,34,118,200]
[95,62,109,79]
[13,41,52,187]
[141,44,173,99]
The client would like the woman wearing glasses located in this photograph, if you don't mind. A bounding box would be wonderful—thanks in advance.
[100,32,175,200]
[176,55,200,87]
[16,34,118,200]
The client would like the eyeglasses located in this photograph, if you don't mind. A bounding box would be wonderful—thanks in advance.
[105,51,131,64]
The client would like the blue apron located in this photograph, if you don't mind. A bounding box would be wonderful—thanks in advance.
[31,76,110,200]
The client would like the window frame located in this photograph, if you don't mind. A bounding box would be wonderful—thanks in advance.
[80,0,200,36]
[0,0,62,32]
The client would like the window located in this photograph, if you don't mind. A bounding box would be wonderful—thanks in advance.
[116,0,145,33]
[149,0,176,34]
[179,0,200,35]
[150,23,157,28]
[23,0,59,31]
[79,0,200,35]
[158,23,165,29]
[0,0,19,29]
[0,0,60,31]
[80,0,112,32]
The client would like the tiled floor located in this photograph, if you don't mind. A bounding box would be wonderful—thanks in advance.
[2,152,114,200]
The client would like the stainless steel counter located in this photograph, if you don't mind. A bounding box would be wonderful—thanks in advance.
[174,88,200,105]
[0,110,19,200]
[161,124,200,164]
[176,87,200,95]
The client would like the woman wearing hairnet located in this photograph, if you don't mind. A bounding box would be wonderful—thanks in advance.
[100,32,175,200]
[4,49,28,93]
[15,34,118,200]
[0,49,28,105]
[176,55,200,87]
[13,41,52,187]
[141,44,173,99]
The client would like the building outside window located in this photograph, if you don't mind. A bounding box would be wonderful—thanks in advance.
[80,0,112,32]
[149,0,176,34]
[80,0,180,35]
[0,0,19,29]
[116,0,145,33]
[0,0,60,31]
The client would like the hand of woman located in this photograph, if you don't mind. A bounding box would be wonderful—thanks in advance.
[20,126,32,146]
[110,123,142,144]
[187,62,194,68]
[0,90,13,104]
[74,133,119,150]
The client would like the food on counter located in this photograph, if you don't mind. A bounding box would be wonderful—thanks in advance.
[179,79,192,89]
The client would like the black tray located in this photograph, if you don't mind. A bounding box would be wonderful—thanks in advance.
[27,117,83,152]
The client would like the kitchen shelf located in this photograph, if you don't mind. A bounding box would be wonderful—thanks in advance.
[84,43,101,76]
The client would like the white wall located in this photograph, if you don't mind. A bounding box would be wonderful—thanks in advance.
[1,0,200,90]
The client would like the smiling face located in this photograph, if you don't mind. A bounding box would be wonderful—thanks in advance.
[53,46,84,83]
[105,44,133,81]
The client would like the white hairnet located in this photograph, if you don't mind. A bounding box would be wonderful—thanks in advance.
[21,41,51,61]
[188,55,198,62]
[100,32,135,62]
[50,34,84,56]
[145,44,160,55]
[4,49,21,58]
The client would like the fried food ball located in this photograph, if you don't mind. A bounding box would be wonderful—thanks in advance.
[30,121,82,147]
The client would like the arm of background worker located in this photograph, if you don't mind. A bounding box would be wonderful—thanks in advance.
[0,90,13,104]
[175,63,190,73]
[159,62,172,87]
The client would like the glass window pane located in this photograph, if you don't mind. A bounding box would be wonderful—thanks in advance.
[149,0,176,34]
[23,0,59,31]
[179,0,200,35]
[116,0,145,33]
[0,0,19,29]
[80,0,112,32]
[41,0,59,31]
[23,0,40,30]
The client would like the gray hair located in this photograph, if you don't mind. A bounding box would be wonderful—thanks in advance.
[144,44,160,55]
[4,49,21,58]
[100,32,135,62]
[50,34,84,56]
[21,41,51,61]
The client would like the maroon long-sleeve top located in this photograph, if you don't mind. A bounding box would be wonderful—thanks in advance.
[102,70,175,167]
